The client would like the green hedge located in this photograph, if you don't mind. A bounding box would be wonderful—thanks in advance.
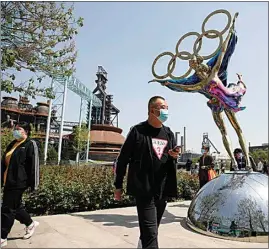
[22,165,199,216]
[177,171,199,200]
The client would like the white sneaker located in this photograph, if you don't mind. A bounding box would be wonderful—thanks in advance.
[137,238,142,248]
[23,221,39,239]
[1,238,7,247]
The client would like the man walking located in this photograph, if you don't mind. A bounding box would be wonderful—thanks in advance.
[114,96,179,249]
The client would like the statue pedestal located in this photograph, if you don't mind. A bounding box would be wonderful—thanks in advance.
[187,172,268,243]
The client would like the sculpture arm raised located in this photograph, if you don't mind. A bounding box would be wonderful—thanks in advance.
[212,13,239,74]
[149,78,206,92]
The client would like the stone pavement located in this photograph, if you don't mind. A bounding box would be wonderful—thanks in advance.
[6,201,268,248]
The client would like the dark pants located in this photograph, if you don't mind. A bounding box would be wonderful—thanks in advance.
[136,196,167,249]
[199,179,208,189]
[199,169,208,189]
[1,188,32,239]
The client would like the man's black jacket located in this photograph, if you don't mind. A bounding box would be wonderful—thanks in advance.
[114,121,178,198]
[230,156,257,171]
[1,138,40,190]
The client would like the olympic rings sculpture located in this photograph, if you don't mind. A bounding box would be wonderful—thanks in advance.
[152,9,232,80]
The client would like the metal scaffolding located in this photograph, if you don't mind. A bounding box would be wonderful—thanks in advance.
[42,75,103,164]
[44,75,102,165]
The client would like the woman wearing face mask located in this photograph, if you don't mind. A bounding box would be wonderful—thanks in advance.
[198,144,214,189]
[1,122,40,247]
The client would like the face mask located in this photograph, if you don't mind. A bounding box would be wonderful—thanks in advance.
[13,130,23,140]
[201,149,206,154]
[155,109,168,123]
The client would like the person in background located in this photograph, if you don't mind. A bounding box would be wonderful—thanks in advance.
[190,163,196,175]
[220,159,225,168]
[214,160,220,175]
[195,163,199,175]
[198,144,214,189]
[263,160,268,175]
[185,159,192,175]
[114,96,180,249]
[230,221,238,237]
[230,148,257,171]
[220,160,226,174]
[1,122,40,247]
[257,159,263,173]
[230,148,246,171]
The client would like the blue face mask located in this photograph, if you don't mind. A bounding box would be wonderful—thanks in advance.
[13,130,23,140]
[157,109,168,123]
[201,149,206,154]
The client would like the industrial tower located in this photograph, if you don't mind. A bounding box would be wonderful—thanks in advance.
[87,66,120,127]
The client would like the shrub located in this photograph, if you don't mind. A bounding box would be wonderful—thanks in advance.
[47,145,58,162]
[1,128,14,157]
[177,170,199,200]
[22,165,199,216]
[23,165,135,216]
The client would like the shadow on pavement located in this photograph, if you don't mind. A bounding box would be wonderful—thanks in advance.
[72,213,139,228]
[163,210,200,235]
[71,208,196,234]
[6,236,22,241]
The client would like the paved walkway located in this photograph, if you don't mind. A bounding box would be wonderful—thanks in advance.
[6,201,268,248]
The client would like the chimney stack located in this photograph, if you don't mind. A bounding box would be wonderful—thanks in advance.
[175,132,180,146]
[181,135,184,153]
[184,126,186,152]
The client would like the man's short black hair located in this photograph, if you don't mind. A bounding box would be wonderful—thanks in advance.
[234,148,242,154]
[148,96,165,110]
[16,121,31,137]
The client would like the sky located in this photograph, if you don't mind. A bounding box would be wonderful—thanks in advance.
[4,1,268,154]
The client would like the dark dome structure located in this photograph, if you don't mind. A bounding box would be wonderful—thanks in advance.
[187,172,268,243]
[89,124,125,161]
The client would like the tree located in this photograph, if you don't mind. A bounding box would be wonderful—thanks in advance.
[197,192,225,222]
[1,128,14,156]
[191,157,200,164]
[250,148,268,162]
[47,145,58,163]
[1,2,83,98]
[236,197,268,233]
[72,123,89,164]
